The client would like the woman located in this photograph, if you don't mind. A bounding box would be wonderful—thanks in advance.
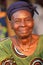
[0,1,43,65]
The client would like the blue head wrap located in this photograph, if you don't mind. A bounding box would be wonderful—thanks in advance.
[7,1,38,20]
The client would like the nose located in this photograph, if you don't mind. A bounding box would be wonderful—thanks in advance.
[20,19,26,27]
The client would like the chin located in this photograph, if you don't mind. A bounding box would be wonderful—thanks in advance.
[18,33,31,39]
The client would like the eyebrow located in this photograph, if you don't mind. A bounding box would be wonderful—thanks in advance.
[25,16,32,18]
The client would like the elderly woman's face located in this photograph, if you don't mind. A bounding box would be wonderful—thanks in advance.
[11,10,34,38]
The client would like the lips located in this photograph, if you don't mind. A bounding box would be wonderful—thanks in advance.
[18,28,29,34]
[20,31,27,34]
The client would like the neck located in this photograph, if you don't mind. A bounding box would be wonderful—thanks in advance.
[17,35,32,45]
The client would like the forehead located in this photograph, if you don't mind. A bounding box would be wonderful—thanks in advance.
[11,10,32,19]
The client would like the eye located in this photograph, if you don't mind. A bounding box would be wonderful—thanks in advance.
[11,18,21,23]
[15,20,20,23]
[25,18,33,22]
[14,19,21,23]
[26,19,31,21]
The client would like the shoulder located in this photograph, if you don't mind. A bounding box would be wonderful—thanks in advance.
[39,35,43,41]
[0,37,12,62]
[38,35,43,59]
[38,35,43,51]
[34,35,43,44]
[0,37,12,46]
[0,35,17,46]
[32,34,43,44]
[38,35,43,46]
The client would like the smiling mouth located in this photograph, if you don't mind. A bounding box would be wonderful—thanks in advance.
[18,30,29,34]
[18,27,31,34]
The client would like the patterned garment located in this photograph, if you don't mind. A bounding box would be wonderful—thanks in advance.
[0,26,7,40]
[0,35,43,65]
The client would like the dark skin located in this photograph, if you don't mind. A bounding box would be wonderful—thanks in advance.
[10,10,39,56]
[0,10,39,65]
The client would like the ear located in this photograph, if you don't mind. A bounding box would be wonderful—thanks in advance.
[8,20,13,30]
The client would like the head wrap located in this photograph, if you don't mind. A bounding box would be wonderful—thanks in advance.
[7,1,38,20]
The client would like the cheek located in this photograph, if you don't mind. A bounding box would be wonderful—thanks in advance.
[13,23,19,30]
[28,22,34,28]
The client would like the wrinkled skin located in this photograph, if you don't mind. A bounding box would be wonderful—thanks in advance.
[11,10,34,39]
